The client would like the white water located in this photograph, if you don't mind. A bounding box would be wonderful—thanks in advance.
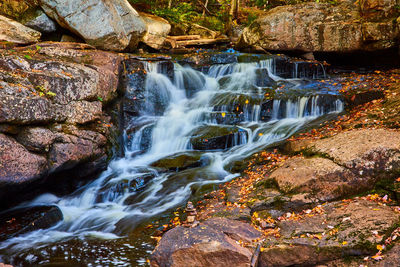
[0,56,343,263]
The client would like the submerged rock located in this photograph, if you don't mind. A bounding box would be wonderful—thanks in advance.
[150,217,261,267]
[0,15,41,44]
[0,205,63,241]
[40,0,146,51]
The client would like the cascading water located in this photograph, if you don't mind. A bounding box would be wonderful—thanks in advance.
[0,54,344,266]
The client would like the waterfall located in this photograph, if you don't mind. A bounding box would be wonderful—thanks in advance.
[0,54,344,265]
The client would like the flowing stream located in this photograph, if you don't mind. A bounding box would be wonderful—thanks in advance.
[0,53,344,266]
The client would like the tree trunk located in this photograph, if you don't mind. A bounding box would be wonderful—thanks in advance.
[168,0,173,8]
[202,0,209,17]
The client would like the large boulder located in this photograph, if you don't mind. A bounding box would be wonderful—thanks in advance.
[39,0,146,51]
[0,15,41,44]
[139,12,171,50]
[151,217,261,267]
[237,2,399,53]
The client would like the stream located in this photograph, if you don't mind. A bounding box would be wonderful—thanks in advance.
[0,52,344,266]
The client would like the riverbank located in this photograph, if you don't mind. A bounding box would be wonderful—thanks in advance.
[150,70,400,266]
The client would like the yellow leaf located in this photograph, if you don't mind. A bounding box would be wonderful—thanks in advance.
[260,247,265,252]
[342,241,348,245]
[253,212,259,218]
[245,99,249,104]
[221,112,226,118]
[377,244,384,251]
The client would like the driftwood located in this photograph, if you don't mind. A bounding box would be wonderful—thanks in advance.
[175,37,230,46]
[168,35,201,41]
[165,35,230,49]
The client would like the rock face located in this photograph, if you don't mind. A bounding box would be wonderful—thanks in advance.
[258,198,399,267]
[238,1,399,52]
[139,12,171,50]
[150,217,261,267]
[39,0,146,51]
[0,15,41,44]
[0,42,122,206]
[268,129,400,203]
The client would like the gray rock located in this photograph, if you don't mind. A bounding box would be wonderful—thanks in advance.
[23,9,57,33]
[40,0,146,51]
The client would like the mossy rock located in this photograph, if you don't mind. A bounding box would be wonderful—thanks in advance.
[150,151,205,171]
[189,125,247,150]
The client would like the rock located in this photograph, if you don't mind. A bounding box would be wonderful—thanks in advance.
[139,12,171,50]
[360,0,398,21]
[258,199,400,267]
[150,152,204,172]
[48,131,106,173]
[16,127,56,153]
[21,9,57,34]
[377,244,400,267]
[237,2,399,53]
[190,125,248,150]
[151,217,261,267]
[0,15,41,44]
[306,129,400,178]
[269,157,365,201]
[0,43,121,205]
[0,205,63,241]
[0,134,47,189]
[40,0,146,51]
[60,34,82,43]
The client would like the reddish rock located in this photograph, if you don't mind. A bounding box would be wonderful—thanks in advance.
[238,1,399,53]
[269,156,369,201]
[0,134,47,187]
[151,218,261,267]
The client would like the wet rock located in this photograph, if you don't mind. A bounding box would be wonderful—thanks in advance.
[0,15,41,44]
[139,12,171,50]
[0,205,63,241]
[40,0,146,51]
[237,2,399,53]
[151,217,261,267]
[0,134,47,191]
[190,125,248,150]
[21,9,57,34]
[258,199,399,267]
[48,130,107,173]
[344,89,385,108]
[150,152,204,172]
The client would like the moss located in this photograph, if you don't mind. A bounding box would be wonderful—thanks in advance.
[255,178,279,190]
